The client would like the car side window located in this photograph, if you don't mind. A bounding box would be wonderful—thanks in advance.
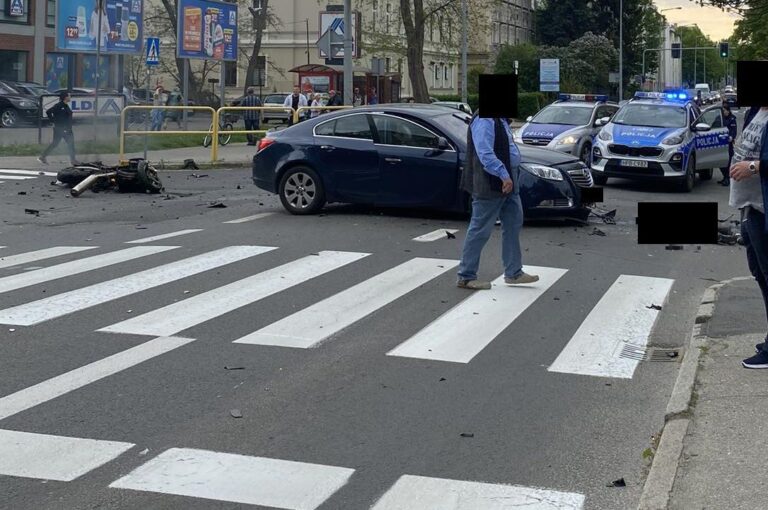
[314,119,335,136]
[595,106,612,122]
[332,114,373,140]
[700,109,723,128]
[372,115,441,149]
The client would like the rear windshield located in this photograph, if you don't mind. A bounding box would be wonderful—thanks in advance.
[265,94,286,103]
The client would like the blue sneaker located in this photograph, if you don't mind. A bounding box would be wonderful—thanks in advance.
[742,351,768,369]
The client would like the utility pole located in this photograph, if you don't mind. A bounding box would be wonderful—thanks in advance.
[461,0,468,104]
[343,0,352,106]
[618,0,623,102]
[306,19,310,66]
[94,0,104,140]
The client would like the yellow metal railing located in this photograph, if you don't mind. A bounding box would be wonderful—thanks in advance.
[214,106,296,161]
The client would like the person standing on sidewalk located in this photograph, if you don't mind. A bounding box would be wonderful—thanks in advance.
[241,87,262,146]
[718,104,738,186]
[38,91,78,166]
[729,106,768,368]
[283,86,307,126]
[456,112,539,290]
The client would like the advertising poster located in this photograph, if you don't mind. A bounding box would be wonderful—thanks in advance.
[177,0,238,61]
[82,55,111,88]
[301,76,330,94]
[44,54,71,91]
[55,0,143,54]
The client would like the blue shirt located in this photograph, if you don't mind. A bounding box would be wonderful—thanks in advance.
[470,117,521,181]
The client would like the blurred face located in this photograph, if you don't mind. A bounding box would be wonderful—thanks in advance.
[293,87,300,95]
[63,94,71,104]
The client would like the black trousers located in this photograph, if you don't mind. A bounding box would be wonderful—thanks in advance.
[42,129,76,163]
[244,119,260,144]
[720,145,734,181]
[742,207,768,351]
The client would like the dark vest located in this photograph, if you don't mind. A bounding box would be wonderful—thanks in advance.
[461,115,513,199]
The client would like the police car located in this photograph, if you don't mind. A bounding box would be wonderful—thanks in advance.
[591,91,731,191]
[513,94,619,163]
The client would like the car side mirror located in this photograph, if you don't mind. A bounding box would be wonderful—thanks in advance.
[437,136,451,150]
[595,117,609,127]
[694,122,711,132]
[526,116,533,122]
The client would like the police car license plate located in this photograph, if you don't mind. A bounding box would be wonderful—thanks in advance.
[620,160,648,168]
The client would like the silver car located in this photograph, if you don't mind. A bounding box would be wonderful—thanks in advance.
[262,93,293,124]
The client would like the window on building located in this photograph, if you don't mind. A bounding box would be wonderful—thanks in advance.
[0,50,27,81]
[385,57,391,73]
[385,2,391,33]
[0,0,30,23]
[47,0,55,26]
[225,61,238,87]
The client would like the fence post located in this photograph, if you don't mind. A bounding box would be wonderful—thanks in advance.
[211,108,219,163]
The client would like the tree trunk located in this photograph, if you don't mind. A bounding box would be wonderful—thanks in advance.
[160,0,201,99]
[400,0,430,103]
[244,0,269,93]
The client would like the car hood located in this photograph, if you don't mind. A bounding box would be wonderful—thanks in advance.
[0,93,35,102]
[609,124,683,146]
[520,123,576,140]
[517,144,581,166]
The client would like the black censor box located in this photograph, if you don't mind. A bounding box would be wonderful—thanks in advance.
[636,202,718,245]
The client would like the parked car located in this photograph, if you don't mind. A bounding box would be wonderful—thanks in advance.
[723,92,738,109]
[432,101,473,115]
[400,96,438,104]
[252,104,593,220]
[261,93,294,124]
[0,80,39,127]
[6,81,48,97]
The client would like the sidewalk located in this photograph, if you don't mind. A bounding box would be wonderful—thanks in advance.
[0,143,256,171]
[641,276,768,509]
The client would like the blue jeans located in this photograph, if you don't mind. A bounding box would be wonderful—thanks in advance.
[741,207,768,352]
[458,193,524,281]
[151,110,164,131]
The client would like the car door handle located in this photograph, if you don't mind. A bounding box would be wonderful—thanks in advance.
[320,145,336,151]
[384,157,402,163]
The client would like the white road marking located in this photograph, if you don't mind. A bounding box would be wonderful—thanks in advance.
[0,336,194,421]
[371,475,585,510]
[0,429,134,482]
[0,175,36,180]
[0,169,58,177]
[412,229,459,242]
[0,245,177,296]
[109,447,354,509]
[548,274,674,379]
[387,266,568,363]
[223,212,274,224]
[99,251,370,337]
[0,246,274,326]
[0,246,96,269]
[125,229,203,244]
[235,257,458,348]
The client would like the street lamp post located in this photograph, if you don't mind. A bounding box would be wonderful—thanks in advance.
[619,0,623,102]
[344,0,352,106]
[461,0,467,104]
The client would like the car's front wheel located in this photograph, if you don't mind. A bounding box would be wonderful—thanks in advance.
[279,166,326,214]
[679,154,696,192]
[1,108,19,128]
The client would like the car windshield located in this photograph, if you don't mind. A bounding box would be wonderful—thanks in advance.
[611,103,687,128]
[265,95,286,103]
[531,104,593,125]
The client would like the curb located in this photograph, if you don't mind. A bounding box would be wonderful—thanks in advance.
[637,275,750,510]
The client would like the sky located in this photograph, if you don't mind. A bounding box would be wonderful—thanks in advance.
[653,0,741,40]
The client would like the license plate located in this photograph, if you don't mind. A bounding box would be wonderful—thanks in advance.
[620,159,648,168]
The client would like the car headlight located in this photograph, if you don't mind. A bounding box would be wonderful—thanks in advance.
[556,135,578,146]
[521,164,564,181]
[598,130,612,141]
[662,135,684,145]
[513,129,523,143]
[13,99,37,108]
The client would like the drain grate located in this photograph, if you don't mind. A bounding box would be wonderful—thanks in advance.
[620,345,681,362]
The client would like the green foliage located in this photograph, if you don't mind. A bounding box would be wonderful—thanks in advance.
[518,92,545,119]
[733,2,768,60]
[676,26,727,87]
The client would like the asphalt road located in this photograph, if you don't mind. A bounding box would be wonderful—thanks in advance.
[0,167,745,510]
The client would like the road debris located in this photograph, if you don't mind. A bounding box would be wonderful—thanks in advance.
[224,366,245,371]
[460,433,474,438]
[607,478,626,488]
[646,304,662,310]
[589,227,607,237]
[182,159,199,170]
[230,409,243,418]
[208,202,227,208]
[24,208,39,216]
[58,160,164,197]
[446,231,456,239]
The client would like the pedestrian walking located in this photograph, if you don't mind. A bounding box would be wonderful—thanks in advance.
[456,112,539,290]
[241,87,262,146]
[283,86,308,126]
[729,106,768,368]
[310,93,323,118]
[718,104,738,186]
[353,87,364,107]
[38,91,78,166]
[150,86,166,131]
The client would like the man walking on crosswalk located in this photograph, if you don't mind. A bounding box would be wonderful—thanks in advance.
[457,110,538,290]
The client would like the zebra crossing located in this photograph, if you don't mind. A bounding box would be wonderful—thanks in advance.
[0,238,675,509]
[0,168,57,185]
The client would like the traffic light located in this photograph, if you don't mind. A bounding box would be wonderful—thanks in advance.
[720,42,729,58]
[671,43,681,59]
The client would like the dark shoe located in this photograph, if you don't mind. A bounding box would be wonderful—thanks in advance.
[457,279,492,290]
[720,179,730,186]
[504,272,540,285]
[742,351,768,369]
[756,343,765,354]
[37,156,48,165]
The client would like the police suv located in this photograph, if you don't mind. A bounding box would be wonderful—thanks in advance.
[591,91,731,191]
[513,94,619,163]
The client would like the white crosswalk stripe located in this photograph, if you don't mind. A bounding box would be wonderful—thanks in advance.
[0,429,134,482]
[234,257,458,348]
[109,448,355,509]
[371,475,585,509]
[0,246,96,269]
[125,229,203,244]
[412,229,459,242]
[99,250,370,337]
[548,275,674,379]
[0,175,36,180]
[0,246,274,326]
[0,245,177,297]
[0,169,58,177]
[387,266,568,363]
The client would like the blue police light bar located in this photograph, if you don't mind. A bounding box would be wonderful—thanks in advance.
[558,93,608,102]
[634,91,689,101]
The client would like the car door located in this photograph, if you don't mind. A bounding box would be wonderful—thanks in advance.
[312,113,380,203]
[694,107,730,170]
[371,113,460,208]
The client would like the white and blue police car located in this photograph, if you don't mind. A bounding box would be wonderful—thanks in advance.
[513,94,619,163]
[591,91,731,191]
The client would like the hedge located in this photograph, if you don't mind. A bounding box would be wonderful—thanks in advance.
[431,92,546,120]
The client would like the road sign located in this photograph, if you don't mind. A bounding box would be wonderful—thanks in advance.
[540,59,560,92]
[317,28,345,59]
[146,37,160,66]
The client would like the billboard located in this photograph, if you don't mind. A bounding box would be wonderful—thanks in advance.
[540,58,560,92]
[318,11,360,59]
[55,0,143,54]
[41,94,125,119]
[177,0,238,61]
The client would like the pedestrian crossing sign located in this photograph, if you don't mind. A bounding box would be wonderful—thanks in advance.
[146,38,160,66]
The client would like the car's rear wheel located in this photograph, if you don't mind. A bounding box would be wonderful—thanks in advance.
[592,173,608,186]
[279,166,326,214]
[679,154,696,192]
[698,168,714,180]
[1,108,18,128]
